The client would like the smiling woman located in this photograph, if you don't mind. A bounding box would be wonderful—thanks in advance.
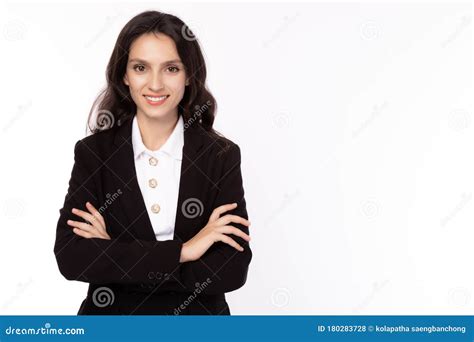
[54,10,252,315]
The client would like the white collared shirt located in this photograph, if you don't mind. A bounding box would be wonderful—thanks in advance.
[131,115,184,241]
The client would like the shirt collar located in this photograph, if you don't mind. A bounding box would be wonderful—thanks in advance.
[131,115,184,161]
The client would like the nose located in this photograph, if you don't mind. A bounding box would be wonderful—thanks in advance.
[148,72,164,93]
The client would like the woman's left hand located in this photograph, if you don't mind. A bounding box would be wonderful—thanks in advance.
[67,202,111,240]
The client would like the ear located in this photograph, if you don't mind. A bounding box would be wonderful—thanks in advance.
[123,74,129,86]
[185,78,190,86]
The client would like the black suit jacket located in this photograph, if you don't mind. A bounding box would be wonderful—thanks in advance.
[53,116,252,315]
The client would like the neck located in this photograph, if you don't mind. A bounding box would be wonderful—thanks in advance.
[136,111,179,151]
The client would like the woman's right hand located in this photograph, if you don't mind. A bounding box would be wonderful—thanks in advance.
[179,203,251,263]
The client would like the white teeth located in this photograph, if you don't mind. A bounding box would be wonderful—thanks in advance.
[145,95,167,102]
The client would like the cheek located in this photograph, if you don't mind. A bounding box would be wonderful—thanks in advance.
[168,76,187,97]
[126,73,147,93]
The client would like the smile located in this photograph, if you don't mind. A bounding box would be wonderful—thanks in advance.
[144,95,169,106]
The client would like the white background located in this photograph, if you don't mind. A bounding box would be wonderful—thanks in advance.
[0,1,472,314]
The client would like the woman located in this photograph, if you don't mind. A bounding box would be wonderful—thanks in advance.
[53,10,252,315]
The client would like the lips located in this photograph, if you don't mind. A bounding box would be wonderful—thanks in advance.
[143,94,169,106]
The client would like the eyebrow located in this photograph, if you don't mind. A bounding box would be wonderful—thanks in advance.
[128,58,183,66]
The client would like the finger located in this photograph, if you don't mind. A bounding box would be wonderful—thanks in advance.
[216,225,251,241]
[72,228,93,239]
[218,235,244,252]
[85,202,106,229]
[71,208,103,230]
[67,220,95,233]
[216,214,251,227]
[209,203,238,222]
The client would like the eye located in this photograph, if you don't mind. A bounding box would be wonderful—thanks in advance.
[167,66,180,73]
[133,64,146,72]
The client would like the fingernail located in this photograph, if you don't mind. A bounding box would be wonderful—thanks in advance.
[71,208,76,213]
[67,220,71,224]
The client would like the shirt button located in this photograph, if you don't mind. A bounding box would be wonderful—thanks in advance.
[151,204,161,214]
[149,157,158,166]
[148,178,158,188]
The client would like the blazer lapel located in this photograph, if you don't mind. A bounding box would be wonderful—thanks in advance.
[173,126,205,243]
[109,116,205,242]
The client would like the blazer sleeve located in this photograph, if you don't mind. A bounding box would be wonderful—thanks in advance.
[53,140,183,284]
[171,143,252,294]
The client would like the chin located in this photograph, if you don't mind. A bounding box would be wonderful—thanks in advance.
[140,106,176,120]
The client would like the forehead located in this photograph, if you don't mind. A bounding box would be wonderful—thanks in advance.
[128,33,179,62]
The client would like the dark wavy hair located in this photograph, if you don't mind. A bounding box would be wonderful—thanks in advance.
[88,10,224,141]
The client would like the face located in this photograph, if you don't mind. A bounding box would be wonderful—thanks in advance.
[123,32,188,121]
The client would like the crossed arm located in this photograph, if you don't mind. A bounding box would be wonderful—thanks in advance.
[54,141,252,294]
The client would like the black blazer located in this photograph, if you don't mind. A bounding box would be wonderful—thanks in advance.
[53,116,252,315]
